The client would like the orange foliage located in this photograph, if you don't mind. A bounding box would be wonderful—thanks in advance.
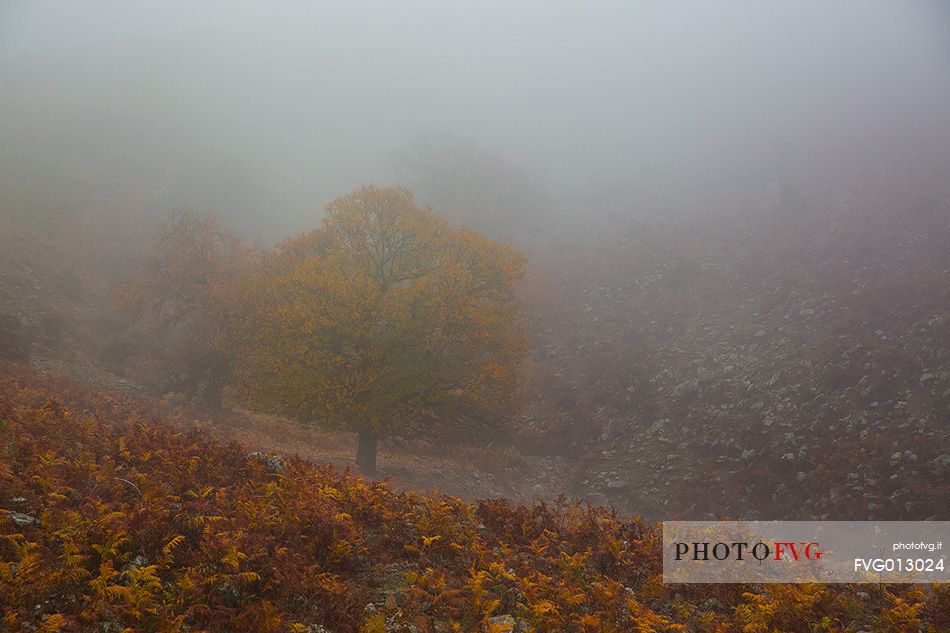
[1,368,944,632]
[232,186,526,470]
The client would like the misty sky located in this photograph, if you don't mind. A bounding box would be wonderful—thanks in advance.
[2,1,949,237]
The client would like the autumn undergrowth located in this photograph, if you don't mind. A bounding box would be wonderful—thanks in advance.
[1,367,946,632]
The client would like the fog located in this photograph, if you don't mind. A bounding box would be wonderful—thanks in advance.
[2,0,950,559]
[2,1,949,238]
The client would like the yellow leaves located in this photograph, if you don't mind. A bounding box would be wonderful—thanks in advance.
[87,562,165,623]
[187,486,215,499]
[37,449,65,468]
[467,567,491,605]
[422,534,442,547]
[117,436,131,460]
[193,513,227,541]
[560,589,588,608]
[637,575,667,603]
[880,589,925,633]
[578,613,601,630]
[487,561,517,582]
[735,585,832,633]
[328,540,356,563]
[174,572,195,597]
[161,534,186,564]
[361,613,387,633]
[531,599,560,619]
[46,491,69,504]
[237,571,261,585]
[221,545,246,570]
[482,598,502,619]
[89,560,118,595]
[127,562,162,590]
[333,511,353,524]
[557,550,590,577]
[11,544,43,583]
[90,528,129,563]
[34,614,67,633]
[233,185,527,439]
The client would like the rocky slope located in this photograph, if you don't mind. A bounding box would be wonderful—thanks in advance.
[520,169,950,520]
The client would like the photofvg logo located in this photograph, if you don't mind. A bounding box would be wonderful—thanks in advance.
[674,540,822,562]
[663,521,949,583]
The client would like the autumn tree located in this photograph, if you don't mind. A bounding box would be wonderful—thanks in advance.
[234,186,526,474]
[114,211,257,408]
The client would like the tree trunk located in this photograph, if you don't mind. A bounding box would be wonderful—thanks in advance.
[356,429,378,476]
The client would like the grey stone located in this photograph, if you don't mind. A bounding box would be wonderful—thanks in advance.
[8,512,37,527]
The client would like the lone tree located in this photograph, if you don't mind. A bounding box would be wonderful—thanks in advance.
[234,186,526,474]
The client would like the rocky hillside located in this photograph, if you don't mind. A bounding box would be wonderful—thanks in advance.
[520,169,950,521]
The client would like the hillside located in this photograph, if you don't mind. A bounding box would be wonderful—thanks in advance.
[2,367,947,632]
[2,168,948,523]
[518,171,950,521]
[3,3,949,631]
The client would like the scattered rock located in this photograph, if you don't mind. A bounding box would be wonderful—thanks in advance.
[7,511,37,527]
[247,452,286,472]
